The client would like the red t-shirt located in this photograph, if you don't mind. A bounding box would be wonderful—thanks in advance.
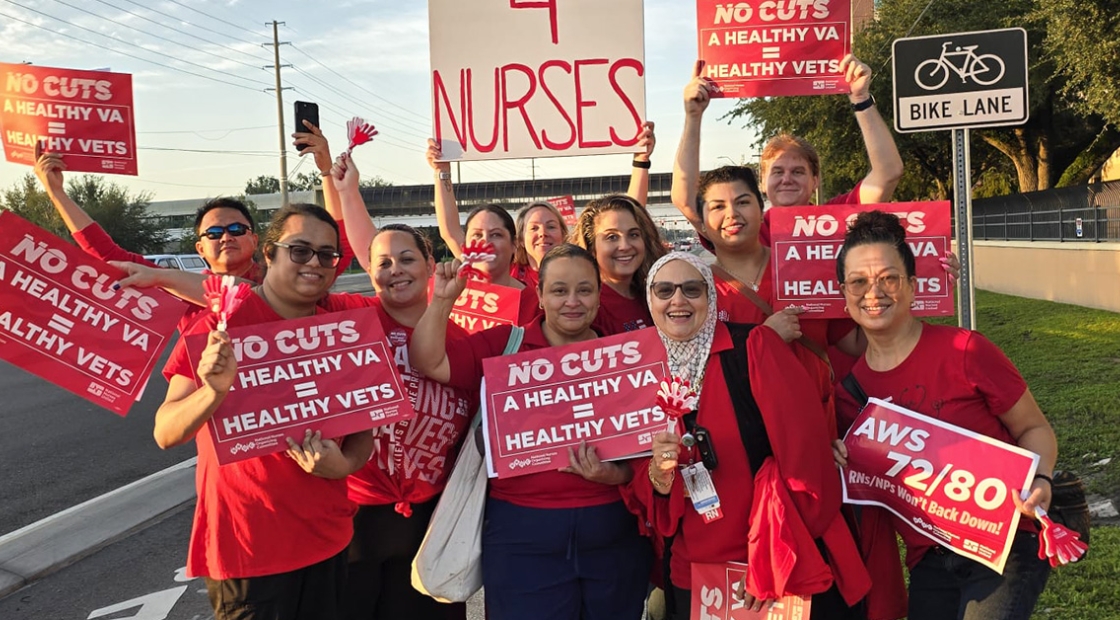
[345,297,478,511]
[714,267,838,436]
[511,262,539,290]
[162,294,356,580]
[594,283,652,334]
[834,323,1030,569]
[444,319,623,509]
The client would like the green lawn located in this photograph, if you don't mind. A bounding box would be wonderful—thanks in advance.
[931,290,1120,618]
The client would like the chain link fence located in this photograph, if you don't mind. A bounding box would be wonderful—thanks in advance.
[973,180,1120,242]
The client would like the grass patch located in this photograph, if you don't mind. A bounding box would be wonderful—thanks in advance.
[929,290,1120,496]
[927,290,1120,619]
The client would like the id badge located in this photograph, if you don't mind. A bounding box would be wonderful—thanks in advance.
[681,463,723,523]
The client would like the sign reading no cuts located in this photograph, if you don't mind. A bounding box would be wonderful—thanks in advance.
[891,28,1028,132]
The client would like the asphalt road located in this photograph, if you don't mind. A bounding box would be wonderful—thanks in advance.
[0,337,195,536]
[0,503,486,620]
[0,274,374,538]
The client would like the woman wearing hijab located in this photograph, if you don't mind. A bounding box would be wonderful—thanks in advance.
[625,252,871,620]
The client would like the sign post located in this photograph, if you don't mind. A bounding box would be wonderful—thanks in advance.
[892,28,1028,330]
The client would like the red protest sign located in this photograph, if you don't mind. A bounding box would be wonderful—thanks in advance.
[427,278,521,334]
[547,195,579,227]
[482,327,669,478]
[0,212,185,415]
[691,562,811,620]
[697,0,852,98]
[429,0,647,161]
[187,306,415,465]
[1,63,138,175]
[769,202,953,318]
[841,398,1039,573]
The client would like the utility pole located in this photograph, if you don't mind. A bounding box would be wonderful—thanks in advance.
[531,158,536,182]
[264,21,292,205]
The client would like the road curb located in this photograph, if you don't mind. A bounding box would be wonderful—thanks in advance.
[0,457,197,599]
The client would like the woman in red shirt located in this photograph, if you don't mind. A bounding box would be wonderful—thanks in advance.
[570,194,666,333]
[335,224,477,620]
[832,211,1057,620]
[409,244,652,620]
[156,203,373,620]
[634,252,871,620]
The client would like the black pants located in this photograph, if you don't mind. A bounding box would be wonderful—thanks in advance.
[204,550,347,620]
[672,583,860,620]
[344,500,466,620]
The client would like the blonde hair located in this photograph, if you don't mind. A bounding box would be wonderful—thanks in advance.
[760,133,820,178]
[513,201,569,268]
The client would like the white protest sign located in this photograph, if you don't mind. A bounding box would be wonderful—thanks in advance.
[428,0,647,161]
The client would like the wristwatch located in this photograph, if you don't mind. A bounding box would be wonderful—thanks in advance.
[438,171,452,181]
[851,96,875,112]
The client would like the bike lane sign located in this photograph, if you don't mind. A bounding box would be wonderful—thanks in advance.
[892,28,1028,132]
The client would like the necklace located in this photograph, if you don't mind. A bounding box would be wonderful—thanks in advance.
[717,248,769,291]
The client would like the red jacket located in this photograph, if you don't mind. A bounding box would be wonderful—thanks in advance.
[623,323,871,604]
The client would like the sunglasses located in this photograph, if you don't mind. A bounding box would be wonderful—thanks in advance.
[199,222,251,240]
[841,273,908,297]
[273,242,341,267]
[650,280,707,300]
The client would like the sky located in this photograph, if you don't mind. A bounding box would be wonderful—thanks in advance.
[0,0,763,202]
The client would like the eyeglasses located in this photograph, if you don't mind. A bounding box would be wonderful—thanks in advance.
[199,222,251,240]
[650,280,708,300]
[273,242,341,267]
[841,273,908,297]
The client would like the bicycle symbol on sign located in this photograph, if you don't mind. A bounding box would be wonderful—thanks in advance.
[914,42,1006,90]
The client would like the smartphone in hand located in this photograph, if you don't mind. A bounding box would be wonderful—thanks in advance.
[294,101,319,152]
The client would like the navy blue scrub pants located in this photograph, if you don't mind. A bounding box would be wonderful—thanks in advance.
[481,497,652,620]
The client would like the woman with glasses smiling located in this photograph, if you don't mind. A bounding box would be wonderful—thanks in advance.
[630,252,871,620]
[150,202,371,620]
[831,211,1057,620]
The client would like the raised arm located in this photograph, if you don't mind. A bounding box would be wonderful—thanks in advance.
[428,139,466,258]
[294,121,354,275]
[34,144,93,232]
[626,121,655,207]
[331,153,375,271]
[671,61,713,231]
[841,54,904,204]
[408,259,466,383]
[154,330,235,448]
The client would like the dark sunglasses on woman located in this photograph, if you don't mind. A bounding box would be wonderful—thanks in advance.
[199,222,251,240]
[650,280,707,300]
[273,242,341,267]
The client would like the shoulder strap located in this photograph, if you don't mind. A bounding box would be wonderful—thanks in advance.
[472,326,525,432]
[711,263,834,381]
[502,326,525,355]
[718,322,772,475]
[841,372,869,408]
[710,264,774,315]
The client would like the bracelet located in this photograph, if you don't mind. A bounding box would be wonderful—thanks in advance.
[632,159,651,169]
[851,96,875,112]
[649,462,674,494]
[1034,473,1053,486]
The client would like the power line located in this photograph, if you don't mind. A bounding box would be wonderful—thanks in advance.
[137,125,272,137]
[289,44,432,125]
[2,0,273,89]
[44,0,270,74]
[138,147,279,157]
[92,0,271,64]
[160,0,263,40]
[0,8,269,93]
